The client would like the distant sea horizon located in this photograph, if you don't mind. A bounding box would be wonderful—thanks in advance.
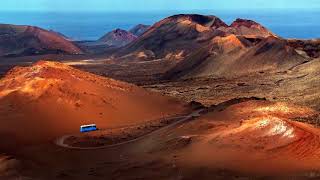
[0,9,319,41]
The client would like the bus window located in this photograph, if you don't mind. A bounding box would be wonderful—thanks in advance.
[80,124,97,132]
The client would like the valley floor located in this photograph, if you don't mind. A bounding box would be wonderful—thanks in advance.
[0,57,320,179]
[4,99,320,180]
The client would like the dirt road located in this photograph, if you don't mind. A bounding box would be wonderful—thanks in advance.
[55,109,203,150]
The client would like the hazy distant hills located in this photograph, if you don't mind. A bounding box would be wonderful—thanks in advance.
[75,24,150,54]
[0,24,83,57]
[98,28,138,47]
[0,23,151,57]
[96,24,151,47]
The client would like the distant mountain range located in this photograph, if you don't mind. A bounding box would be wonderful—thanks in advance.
[109,14,312,78]
[115,14,281,61]
[0,14,319,79]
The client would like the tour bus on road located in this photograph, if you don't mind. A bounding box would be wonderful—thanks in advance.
[80,124,97,133]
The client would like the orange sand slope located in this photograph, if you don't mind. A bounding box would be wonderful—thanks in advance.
[0,61,187,146]
[139,100,320,175]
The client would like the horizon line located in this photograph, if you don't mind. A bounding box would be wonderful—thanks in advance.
[1,7,320,13]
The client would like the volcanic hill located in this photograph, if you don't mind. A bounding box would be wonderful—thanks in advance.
[115,14,277,61]
[0,61,187,148]
[99,28,137,47]
[0,24,83,57]
[133,99,320,176]
[164,35,306,79]
[116,14,229,61]
[109,14,311,80]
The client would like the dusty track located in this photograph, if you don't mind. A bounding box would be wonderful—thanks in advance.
[55,109,203,150]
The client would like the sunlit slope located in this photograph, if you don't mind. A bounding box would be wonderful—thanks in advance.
[134,100,320,174]
[0,61,187,146]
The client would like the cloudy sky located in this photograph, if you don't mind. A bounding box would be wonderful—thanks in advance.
[2,0,320,12]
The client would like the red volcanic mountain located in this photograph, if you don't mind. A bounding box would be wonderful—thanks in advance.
[0,61,187,148]
[99,28,137,47]
[116,14,229,61]
[115,14,278,61]
[164,35,306,79]
[0,24,83,57]
[111,14,305,79]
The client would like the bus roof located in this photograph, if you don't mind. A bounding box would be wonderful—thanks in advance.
[80,124,96,128]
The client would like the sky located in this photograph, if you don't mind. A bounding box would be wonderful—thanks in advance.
[1,0,320,12]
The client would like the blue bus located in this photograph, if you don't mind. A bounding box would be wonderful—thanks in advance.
[80,124,97,133]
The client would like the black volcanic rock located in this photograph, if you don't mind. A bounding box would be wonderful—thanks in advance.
[99,28,137,47]
[0,24,83,57]
[287,39,320,58]
[129,24,150,36]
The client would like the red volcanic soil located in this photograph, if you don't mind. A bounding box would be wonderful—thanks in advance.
[0,61,187,149]
[0,24,83,57]
[2,98,320,179]
[132,100,320,176]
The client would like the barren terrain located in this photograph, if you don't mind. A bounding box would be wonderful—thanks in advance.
[0,13,320,180]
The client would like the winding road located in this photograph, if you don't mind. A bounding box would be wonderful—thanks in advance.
[55,109,203,150]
